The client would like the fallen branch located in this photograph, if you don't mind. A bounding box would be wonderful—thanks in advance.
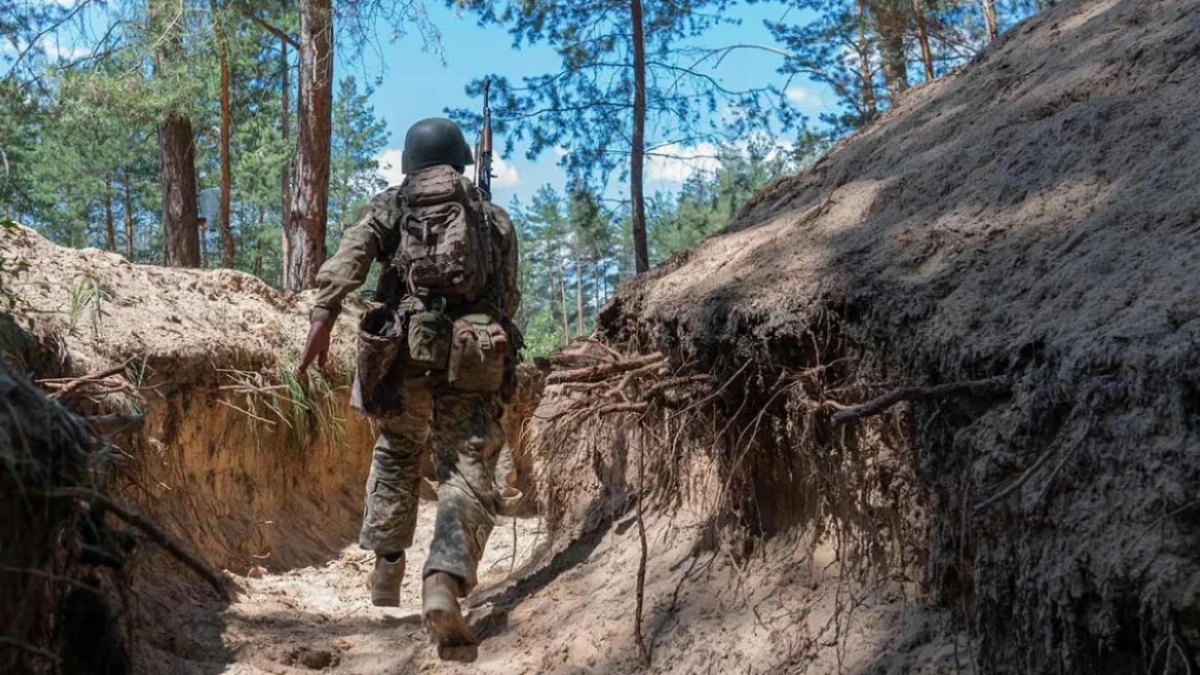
[40,488,230,601]
[831,376,1010,424]
[547,353,665,385]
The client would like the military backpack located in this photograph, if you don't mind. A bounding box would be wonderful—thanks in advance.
[392,165,493,303]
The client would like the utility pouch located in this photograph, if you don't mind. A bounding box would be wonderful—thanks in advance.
[447,313,508,393]
[407,311,452,371]
[351,306,407,418]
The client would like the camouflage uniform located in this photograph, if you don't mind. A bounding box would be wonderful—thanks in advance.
[310,178,520,593]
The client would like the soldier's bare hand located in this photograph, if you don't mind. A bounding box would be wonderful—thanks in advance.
[298,321,332,376]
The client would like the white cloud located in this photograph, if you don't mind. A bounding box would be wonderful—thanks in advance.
[44,39,92,61]
[785,87,813,106]
[488,156,521,189]
[2,35,92,61]
[553,146,570,158]
[378,148,406,186]
[646,143,721,184]
[376,148,520,190]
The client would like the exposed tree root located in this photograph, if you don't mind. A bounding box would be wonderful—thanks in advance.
[38,359,134,401]
[40,487,231,601]
[830,376,1010,424]
[547,353,666,385]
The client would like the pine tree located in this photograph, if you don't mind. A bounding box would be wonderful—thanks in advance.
[447,0,772,275]
[329,77,388,242]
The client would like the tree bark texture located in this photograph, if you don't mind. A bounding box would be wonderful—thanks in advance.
[630,0,650,274]
[104,175,115,251]
[159,111,201,267]
[281,36,292,287]
[286,0,333,291]
[855,0,878,120]
[913,0,936,81]
[212,0,236,268]
[983,0,1000,40]
[558,260,569,344]
[867,0,909,98]
[575,253,584,336]
[153,0,200,268]
[123,174,135,260]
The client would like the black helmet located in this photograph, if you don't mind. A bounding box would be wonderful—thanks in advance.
[402,118,474,173]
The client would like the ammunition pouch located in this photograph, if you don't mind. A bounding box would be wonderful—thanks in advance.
[351,306,407,418]
[447,313,508,393]
[407,311,452,371]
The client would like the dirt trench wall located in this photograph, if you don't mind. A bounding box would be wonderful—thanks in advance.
[584,0,1200,672]
[125,388,375,573]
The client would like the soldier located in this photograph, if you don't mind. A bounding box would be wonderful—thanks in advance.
[297,117,520,647]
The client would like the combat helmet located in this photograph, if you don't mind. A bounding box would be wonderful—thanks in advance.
[402,118,474,174]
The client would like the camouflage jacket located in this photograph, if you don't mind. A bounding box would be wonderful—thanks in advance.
[310,174,521,326]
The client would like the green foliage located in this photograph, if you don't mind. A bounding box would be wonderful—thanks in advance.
[66,275,110,338]
[4,4,388,287]
[762,0,1031,133]
[509,140,805,358]
[446,0,780,191]
[0,220,32,328]
[328,76,390,247]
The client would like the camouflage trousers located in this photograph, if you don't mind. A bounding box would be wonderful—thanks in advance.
[359,376,506,593]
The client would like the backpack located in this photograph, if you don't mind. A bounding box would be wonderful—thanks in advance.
[392,165,493,303]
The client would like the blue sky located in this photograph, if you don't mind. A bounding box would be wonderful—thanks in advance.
[341,2,836,208]
[5,0,838,208]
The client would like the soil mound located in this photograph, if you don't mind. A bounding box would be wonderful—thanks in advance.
[588,0,1200,671]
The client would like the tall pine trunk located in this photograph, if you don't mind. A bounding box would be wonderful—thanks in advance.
[855,0,878,120]
[630,0,649,274]
[913,0,935,81]
[159,112,201,267]
[558,259,569,345]
[982,0,1000,40]
[593,261,603,317]
[211,0,235,267]
[154,1,200,268]
[286,0,333,290]
[867,0,909,99]
[103,175,115,251]
[122,173,135,260]
[575,252,584,336]
[281,36,292,288]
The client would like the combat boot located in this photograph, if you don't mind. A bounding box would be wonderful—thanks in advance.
[369,553,405,607]
[422,572,477,646]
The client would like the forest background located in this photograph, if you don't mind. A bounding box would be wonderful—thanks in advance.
[1,0,1044,355]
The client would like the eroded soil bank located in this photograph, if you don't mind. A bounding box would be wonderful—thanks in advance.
[7,0,1200,672]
